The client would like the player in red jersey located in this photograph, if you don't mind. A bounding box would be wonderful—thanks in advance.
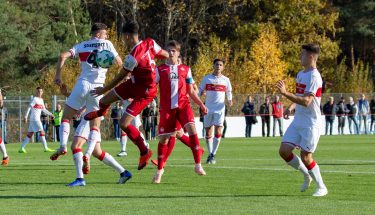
[151,40,207,183]
[85,21,169,170]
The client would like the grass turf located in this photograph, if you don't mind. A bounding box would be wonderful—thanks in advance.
[0,135,374,214]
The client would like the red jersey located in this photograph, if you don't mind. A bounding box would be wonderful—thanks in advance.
[272,101,283,118]
[156,63,194,110]
[123,38,162,88]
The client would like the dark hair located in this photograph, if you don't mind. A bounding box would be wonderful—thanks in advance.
[213,58,225,65]
[166,40,181,51]
[36,87,42,90]
[302,43,320,54]
[122,21,139,34]
[91,23,107,34]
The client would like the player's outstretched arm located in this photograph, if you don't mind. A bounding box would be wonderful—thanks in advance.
[276,80,314,107]
[188,84,208,114]
[55,51,72,86]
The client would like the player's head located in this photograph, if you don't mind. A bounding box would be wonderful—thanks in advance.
[35,87,43,97]
[91,23,108,39]
[213,58,225,73]
[300,43,320,67]
[166,40,181,62]
[122,21,139,44]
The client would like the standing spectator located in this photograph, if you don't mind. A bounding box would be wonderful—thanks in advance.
[259,96,271,137]
[222,105,228,138]
[322,97,336,135]
[241,95,255,137]
[370,96,375,133]
[0,93,8,144]
[358,94,369,134]
[150,98,158,140]
[142,104,152,141]
[53,103,63,142]
[111,102,122,141]
[336,97,346,135]
[272,95,284,137]
[346,97,359,134]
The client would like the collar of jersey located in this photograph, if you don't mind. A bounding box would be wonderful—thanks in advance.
[131,40,143,52]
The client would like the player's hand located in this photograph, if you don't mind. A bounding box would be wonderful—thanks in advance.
[54,75,62,87]
[276,80,287,95]
[200,104,208,115]
[283,109,291,120]
[90,87,106,97]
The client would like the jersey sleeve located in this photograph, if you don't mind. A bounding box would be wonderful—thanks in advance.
[186,68,194,84]
[152,40,162,55]
[305,74,322,97]
[226,78,233,101]
[123,54,138,71]
[69,44,79,58]
[108,41,119,58]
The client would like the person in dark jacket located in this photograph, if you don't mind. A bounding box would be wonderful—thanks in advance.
[370,96,375,133]
[336,97,347,135]
[111,102,122,141]
[323,97,336,135]
[259,96,271,137]
[346,97,359,134]
[241,95,255,137]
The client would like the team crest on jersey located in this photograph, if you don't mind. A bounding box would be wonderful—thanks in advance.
[170,72,178,80]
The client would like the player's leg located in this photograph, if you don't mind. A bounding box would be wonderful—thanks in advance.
[39,129,54,152]
[152,134,170,184]
[117,131,128,157]
[204,113,214,163]
[67,136,86,186]
[279,124,311,192]
[84,90,119,120]
[211,111,224,164]
[19,131,34,153]
[92,143,132,184]
[0,137,9,166]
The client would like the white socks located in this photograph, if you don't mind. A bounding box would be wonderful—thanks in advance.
[73,149,84,179]
[287,154,310,176]
[40,135,48,150]
[205,136,213,154]
[212,135,222,155]
[60,120,70,150]
[120,133,127,152]
[0,138,7,158]
[308,162,326,188]
[85,129,100,157]
[21,136,30,149]
[102,152,125,174]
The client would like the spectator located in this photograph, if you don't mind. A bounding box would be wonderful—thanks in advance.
[272,95,283,137]
[241,95,256,138]
[222,105,228,138]
[111,102,122,141]
[336,97,346,135]
[53,103,63,142]
[259,96,271,137]
[370,95,375,133]
[346,97,359,134]
[323,97,336,135]
[0,92,7,143]
[358,94,369,134]
[150,98,158,140]
[142,104,152,141]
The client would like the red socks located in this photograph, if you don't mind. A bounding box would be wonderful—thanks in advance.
[157,143,168,170]
[189,134,201,164]
[178,134,191,147]
[124,125,148,155]
[98,101,111,116]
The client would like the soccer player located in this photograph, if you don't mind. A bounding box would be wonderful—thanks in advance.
[151,40,207,183]
[0,90,8,166]
[276,43,328,197]
[19,87,54,153]
[51,23,122,166]
[84,21,169,170]
[199,59,232,164]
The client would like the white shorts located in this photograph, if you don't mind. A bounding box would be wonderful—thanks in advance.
[282,122,320,153]
[66,79,103,112]
[204,111,225,127]
[28,121,43,133]
[73,116,104,141]
[132,115,142,128]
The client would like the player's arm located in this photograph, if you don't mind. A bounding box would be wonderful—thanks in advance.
[276,80,314,107]
[188,84,207,114]
[55,51,73,86]
[226,79,233,106]
[91,68,130,96]
[155,49,169,59]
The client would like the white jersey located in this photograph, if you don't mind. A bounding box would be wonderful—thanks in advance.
[199,73,232,113]
[293,68,323,128]
[69,38,119,84]
[25,97,52,122]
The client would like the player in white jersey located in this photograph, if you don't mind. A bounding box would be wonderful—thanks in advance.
[198,59,232,164]
[276,43,328,197]
[0,90,9,166]
[51,23,122,164]
[58,84,132,186]
[19,87,54,153]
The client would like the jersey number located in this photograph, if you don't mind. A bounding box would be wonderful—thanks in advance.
[87,50,99,68]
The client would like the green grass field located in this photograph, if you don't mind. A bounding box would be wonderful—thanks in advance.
[1,136,375,214]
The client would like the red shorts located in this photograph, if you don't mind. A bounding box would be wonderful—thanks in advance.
[158,103,195,135]
[114,79,157,117]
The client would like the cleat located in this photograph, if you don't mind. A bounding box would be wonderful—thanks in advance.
[300,175,312,192]
[44,148,56,152]
[2,157,9,166]
[18,148,27,153]
[194,164,206,176]
[312,187,328,197]
[210,154,216,164]
[50,149,67,161]
[117,151,128,157]
[84,111,100,121]
[152,169,164,184]
[82,155,90,174]
[118,170,132,184]
[151,159,158,167]
[66,178,86,187]
[138,149,153,170]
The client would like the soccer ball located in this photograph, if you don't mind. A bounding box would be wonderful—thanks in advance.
[96,50,115,68]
